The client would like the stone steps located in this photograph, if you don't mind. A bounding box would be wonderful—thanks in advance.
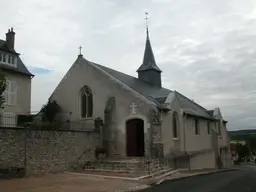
[81,158,169,175]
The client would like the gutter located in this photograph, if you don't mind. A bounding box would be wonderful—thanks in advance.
[184,112,217,121]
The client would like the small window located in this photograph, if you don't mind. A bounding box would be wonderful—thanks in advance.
[11,56,15,64]
[0,52,17,67]
[80,86,93,118]
[218,121,221,135]
[3,54,6,62]
[8,55,11,64]
[207,122,211,135]
[195,119,199,135]
[172,112,178,138]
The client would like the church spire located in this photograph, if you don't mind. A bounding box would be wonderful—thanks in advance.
[137,13,162,87]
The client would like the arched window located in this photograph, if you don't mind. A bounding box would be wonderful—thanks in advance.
[80,86,93,118]
[172,112,178,138]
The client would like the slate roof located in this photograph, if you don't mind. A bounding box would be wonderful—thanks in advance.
[137,31,162,72]
[0,39,34,77]
[93,62,171,103]
[91,61,213,119]
[0,39,16,54]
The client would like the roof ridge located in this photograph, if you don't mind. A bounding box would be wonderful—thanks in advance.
[93,62,138,80]
[93,62,170,92]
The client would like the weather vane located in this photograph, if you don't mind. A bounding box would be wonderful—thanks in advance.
[145,12,149,27]
[145,12,149,35]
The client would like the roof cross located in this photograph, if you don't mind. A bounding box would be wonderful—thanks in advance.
[79,45,82,56]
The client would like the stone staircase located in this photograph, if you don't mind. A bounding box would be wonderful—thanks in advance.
[80,157,171,176]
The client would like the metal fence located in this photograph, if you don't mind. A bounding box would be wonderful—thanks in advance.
[0,113,95,131]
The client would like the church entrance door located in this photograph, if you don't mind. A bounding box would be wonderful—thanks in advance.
[126,119,145,157]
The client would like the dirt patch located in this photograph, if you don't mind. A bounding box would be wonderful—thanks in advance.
[0,173,141,192]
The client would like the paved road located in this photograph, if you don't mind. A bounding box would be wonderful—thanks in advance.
[140,165,256,192]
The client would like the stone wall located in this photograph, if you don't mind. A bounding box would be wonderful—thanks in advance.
[0,127,100,175]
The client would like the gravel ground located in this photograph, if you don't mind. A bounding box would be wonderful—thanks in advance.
[0,173,141,192]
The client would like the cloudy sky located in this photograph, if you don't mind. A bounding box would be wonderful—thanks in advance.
[1,0,256,130]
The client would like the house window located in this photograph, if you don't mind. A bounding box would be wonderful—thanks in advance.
[0,52,17,67]
[207,122,211,135]
[80,86,93,118]
[217,121,221,135]
[3,53,6,62]
[3,80,17,105]
[172,112,178,138]
[8,55,11,63]
[195,119,199,135]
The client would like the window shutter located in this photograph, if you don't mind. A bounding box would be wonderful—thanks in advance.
[3,92,8,104]
[10,81,17,105]
[4,80,10,104]
[3,80,17,105]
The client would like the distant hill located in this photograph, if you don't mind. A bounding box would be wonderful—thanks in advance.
[229,129,256,140]
[228,130,256,149]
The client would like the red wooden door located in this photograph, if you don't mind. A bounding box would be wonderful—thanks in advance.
[126,120,137,157]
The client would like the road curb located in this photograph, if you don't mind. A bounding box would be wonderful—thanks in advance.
[66,169,177,183]
[118,185,151,192]
[151,168,239,186]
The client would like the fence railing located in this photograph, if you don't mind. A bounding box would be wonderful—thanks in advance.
[0,113,95,131]
[0,113,18,128]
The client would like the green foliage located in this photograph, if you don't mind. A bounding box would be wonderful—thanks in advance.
[40,100,62,123]
[229,130,256,152]
[0,72,7,108]
[236,144,250,159]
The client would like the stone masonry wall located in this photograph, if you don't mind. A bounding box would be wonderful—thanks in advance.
[0,127,100,175]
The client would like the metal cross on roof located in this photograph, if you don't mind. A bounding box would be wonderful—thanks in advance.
[79,45,82,55]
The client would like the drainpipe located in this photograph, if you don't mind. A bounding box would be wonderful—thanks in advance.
[183,113,191,171]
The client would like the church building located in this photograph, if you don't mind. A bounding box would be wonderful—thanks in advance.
[49,26,231,170]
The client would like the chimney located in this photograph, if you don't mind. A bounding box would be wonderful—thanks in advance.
[6,28,15,49]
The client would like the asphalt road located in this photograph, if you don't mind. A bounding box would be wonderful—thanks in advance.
[140,165,256,192]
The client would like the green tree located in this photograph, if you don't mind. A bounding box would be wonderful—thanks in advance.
[41,100,62,123]
[236,143,250,159]
[0,72,7,108]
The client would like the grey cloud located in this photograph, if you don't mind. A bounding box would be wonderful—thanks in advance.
[1,0,256,130]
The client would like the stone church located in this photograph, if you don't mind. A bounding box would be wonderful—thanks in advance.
[50,28,231,169]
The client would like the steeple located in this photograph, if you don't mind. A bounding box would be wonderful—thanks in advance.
[137,13,162,87]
